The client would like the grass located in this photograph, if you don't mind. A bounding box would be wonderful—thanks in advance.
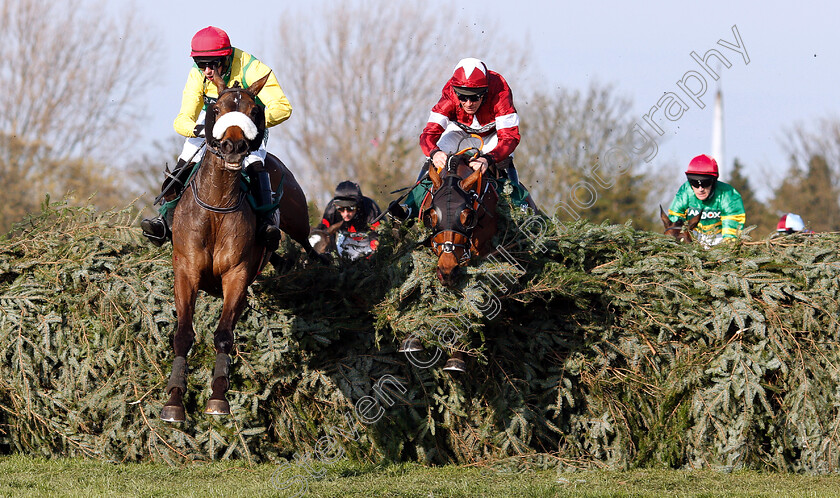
[2,455,840,497]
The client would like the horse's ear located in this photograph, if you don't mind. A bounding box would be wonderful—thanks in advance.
[248,72,271,98]
[659,205,671,228]
[429,161,442,190]
[211,74,227,94]
[460,168,482,192]
[687,212,703,231]
[328,219,344,235]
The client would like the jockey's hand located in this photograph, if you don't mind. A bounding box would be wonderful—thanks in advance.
[469,156,489,174]
[431,150,447,170]
[193,124,205,138]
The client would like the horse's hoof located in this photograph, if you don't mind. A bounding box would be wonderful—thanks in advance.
[443,357,466,373]
[398,337,424,353]
[161,405,186,422]
[205,398,231,415]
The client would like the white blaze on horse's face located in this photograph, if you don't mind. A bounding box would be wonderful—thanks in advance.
[212,111,258,141]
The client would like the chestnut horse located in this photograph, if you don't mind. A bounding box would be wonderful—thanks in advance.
[421,152,498,287]
[161,72,317,422]
[660,205,702,244]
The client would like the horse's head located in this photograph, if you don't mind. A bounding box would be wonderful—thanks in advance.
[308,220,343,255]
[660,205,701,244]
[424,157,483,286]
[205,73,269,169]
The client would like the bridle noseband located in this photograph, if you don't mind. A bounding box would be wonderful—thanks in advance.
[191,85,260,213]
[428,175,486,264]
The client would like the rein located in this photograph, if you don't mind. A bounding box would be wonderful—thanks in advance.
[188,162,247,214]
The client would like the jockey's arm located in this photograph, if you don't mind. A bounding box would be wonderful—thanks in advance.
[720,186,746,238]
[365,199,383,232]
[173,68,207,137]
[245,60,292,128]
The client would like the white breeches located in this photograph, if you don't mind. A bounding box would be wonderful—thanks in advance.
[434,124,498,155]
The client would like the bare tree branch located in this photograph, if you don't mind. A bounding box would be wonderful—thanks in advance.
[0,0,160,233]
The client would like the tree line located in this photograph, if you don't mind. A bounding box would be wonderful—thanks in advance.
[0,0,836,238]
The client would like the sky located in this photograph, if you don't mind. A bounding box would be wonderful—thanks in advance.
[119,0,839,200]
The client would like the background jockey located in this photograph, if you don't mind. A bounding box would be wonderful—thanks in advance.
[776,213,813,234]
[317,181,382,238]
[667,154,746,246]
[141,26,292,248]
[388,57,535,220]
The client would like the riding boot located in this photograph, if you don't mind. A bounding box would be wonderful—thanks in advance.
[388,161,433,222]
[387,199,409,220]
[505,161,520,186]
[247,162,282,250]
[141,159,192,246]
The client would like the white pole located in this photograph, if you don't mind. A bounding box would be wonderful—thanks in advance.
[711,88,725,177]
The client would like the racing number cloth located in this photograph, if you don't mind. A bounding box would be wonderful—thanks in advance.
[667,181,746,238]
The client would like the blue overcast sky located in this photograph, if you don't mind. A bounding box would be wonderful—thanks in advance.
[125,0,838,199]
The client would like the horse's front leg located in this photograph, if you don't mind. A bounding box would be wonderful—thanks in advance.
[205,268,251,416]
[161,272,199,422]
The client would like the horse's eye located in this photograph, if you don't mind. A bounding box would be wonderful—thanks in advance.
[423,209,436,228]
[460,209,475,228]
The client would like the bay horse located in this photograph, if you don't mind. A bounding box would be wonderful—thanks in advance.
[660,205,702,244]
[308,221,343,255]
[161,72,318,422]
[400,153,498,372]
[421,152,498,287]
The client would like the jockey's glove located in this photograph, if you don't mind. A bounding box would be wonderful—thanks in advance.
[193,125,205,138]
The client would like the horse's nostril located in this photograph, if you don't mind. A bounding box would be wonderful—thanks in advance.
[221,140,234,154]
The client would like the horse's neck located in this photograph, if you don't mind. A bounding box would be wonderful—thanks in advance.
[193,156,244,207]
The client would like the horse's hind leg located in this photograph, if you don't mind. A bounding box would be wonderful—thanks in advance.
[162,278,198,422]
[205,271,250,416]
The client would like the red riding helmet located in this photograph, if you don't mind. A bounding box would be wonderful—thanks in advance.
[451,58,488,96]
[190,26,232,58]
[685,154,719,178]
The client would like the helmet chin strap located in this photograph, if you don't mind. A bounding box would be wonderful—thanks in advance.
[222,54,232,78]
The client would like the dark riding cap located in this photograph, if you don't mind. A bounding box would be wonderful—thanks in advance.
[334,181,363,208]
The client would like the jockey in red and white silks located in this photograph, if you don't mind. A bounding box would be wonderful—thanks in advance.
[420,58,520,168]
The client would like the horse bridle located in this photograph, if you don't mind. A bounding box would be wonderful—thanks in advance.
[205,84,264,163]
[191,85,259,213]
[428,175,488,264]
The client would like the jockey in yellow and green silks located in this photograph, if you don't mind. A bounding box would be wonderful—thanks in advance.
[141,26,291,248]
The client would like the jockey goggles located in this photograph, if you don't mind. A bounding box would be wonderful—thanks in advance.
[194,57,223,70]
[688,178,714,189]
[456,91,486,102]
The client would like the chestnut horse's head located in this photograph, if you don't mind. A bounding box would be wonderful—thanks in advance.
[660,205,702,244]
[424,157,488,286]
[204,72,270,169]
